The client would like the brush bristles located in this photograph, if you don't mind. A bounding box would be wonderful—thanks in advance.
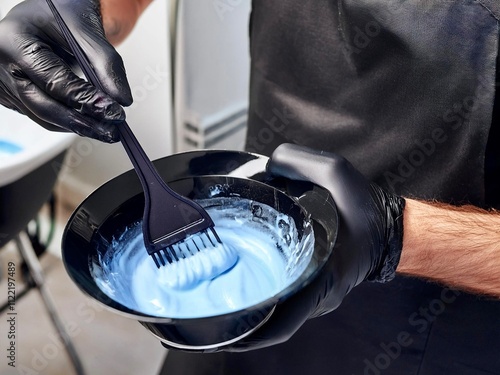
[151,229,222,268]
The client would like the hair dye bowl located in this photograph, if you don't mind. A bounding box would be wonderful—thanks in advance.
[91,197,314,319]
[62,150,338,351]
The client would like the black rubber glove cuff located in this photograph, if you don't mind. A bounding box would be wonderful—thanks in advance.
[366,184,406,283]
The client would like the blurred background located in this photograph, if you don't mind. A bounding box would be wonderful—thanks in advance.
[0,0,251,374]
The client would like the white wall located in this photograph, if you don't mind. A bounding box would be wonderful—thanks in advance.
[175,0,251,124]
[174,0,251,151]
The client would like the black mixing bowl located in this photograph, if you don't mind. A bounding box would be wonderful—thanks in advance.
[62,150,338,352]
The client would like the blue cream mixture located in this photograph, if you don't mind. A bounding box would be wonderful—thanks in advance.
[92,197,314,318]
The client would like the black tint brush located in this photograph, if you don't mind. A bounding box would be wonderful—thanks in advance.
[46,0,234,271]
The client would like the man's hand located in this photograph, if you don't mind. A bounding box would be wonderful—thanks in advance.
[225,143,406,351]
[0,0,133,142]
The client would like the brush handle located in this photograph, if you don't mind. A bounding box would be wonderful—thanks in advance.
[45,0,170,197]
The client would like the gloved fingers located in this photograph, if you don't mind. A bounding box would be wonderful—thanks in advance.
[15,76,120,142]
[0,80,64,131]
[224,299,312,352]
[222,263,340,353]
[81,38,133,107]
[268,143,381,282]
[268,143,370,213]
[269,143,405,283]
[14,39,126,123]
[223,228,362,353]
[52,0,133,106]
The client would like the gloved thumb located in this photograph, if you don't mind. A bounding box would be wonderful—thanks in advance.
[267,143,369,216]
[267,143,332,182]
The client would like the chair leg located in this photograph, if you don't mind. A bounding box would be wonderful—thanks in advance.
[14,233,86,375]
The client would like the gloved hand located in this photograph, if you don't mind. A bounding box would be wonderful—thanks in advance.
[226,143,406,351]
[0,0,132,142]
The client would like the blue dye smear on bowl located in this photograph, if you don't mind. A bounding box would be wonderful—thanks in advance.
[0,140,23,155]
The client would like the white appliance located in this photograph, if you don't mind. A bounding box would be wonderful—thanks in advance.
[172,0,251,152]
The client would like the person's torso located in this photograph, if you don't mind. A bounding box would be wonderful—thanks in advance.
[246,0,500,207]
[161,2,500,374]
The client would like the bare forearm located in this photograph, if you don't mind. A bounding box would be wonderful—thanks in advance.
[100,0,153,45]
[398,199,500,297]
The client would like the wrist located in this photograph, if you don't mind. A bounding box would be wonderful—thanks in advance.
[100,0,153,45]
[398,199,429,275]
[366,186,406,283]
[397,199,500,296]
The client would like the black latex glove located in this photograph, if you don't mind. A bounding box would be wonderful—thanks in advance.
[0,0,132,142]
[226,143,406,352]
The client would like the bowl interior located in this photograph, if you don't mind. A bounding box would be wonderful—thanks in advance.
[62,151,338,326]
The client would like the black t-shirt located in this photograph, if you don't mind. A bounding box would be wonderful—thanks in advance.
[245,2,498,208]
[485,40,500,208]
[161,2,500,374]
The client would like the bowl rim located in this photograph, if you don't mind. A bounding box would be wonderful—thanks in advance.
[62,149,338,324]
